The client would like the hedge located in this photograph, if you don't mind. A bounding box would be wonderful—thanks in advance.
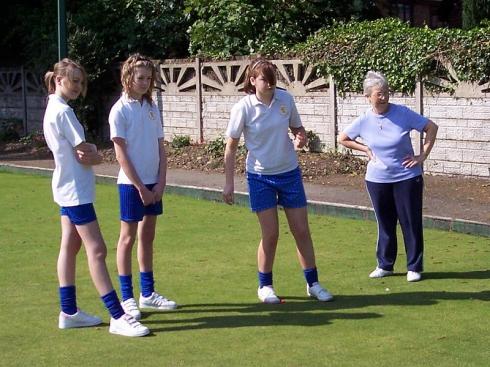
[293,18,490,94]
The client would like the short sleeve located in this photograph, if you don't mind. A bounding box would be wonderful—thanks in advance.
[289,96,302,128]
[402,106,428,132]
[109,105,127,140]
[343,116,363,140]
[226,102,246,139]
[154,105,164,139]
[58,109,85,147]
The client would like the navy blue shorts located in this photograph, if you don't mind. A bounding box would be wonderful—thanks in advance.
[118,183,163,222]
[247,167,307,212]
[60,203,97,225]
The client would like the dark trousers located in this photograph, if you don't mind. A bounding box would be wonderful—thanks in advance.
[366,176,424,272]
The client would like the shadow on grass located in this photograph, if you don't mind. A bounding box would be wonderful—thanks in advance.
[423,270,490,280]
[144,311,382,332]
[370,270,490,280]
[141,290,489,332]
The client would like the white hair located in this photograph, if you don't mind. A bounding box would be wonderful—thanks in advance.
[363,71,389,96]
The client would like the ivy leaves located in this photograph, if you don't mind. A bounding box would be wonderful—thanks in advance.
[295,18,490,94]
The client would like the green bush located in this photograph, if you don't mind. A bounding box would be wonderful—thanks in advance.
[0,118,23,142]
[206,135,226,158]
[19,131,46,148]
[171,135,192,148]
[237,142,247,157]
[205,135,247,158]
[305,130,323,153]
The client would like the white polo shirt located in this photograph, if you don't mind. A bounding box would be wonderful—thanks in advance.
[109,94,164,185]
[43,94,95,206]
[226,88,302,175]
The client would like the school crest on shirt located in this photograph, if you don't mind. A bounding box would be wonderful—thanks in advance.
[148,110,156,120]
[279,105,288,115]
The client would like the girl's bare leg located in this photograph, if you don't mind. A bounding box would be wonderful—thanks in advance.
[256,208,280,273]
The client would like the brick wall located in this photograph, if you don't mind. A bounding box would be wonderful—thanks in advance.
[155,94,200,140]
[423,96,490,177]
[202,95,240,141]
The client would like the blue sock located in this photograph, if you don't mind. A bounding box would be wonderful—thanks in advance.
[101,290,125,319]
[303,267,319,287]
[140,271,154,297]
[119,274,134,301]
[258,271,273,288]
[59,285,77,315]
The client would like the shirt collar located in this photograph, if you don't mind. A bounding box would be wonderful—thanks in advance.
[50,94,69,106]
[250,92,279,107]
[122,92,144,104]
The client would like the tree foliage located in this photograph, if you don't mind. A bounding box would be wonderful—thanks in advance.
[0,1,58,69]
[3,1,488,134]
[184,0,379,58]
[6,0,189,138]
[294,18,490,94]
[462,0,490,29]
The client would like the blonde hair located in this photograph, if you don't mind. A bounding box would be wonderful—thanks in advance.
[44,58,88,97]
[121,53,157,104]
[243,58,277,94]
[363,71,389,96]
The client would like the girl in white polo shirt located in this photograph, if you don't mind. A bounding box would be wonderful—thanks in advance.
[43,58,149,337]
[223,58,334,303]
[109,54,177,321]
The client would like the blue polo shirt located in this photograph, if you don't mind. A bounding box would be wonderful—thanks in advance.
[343,103,428,183]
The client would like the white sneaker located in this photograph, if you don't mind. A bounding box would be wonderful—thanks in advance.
[109,314,150,337]
[139,292,178,310]
[407,271,422,282]
[369,267,394,278]
[257,286,281,304]
[59,309,102,329]
[307,282,334,302]
[121,298,141,320]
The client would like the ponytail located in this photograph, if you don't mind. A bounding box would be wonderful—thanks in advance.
[44,71,56,94]
[44,58,87,97]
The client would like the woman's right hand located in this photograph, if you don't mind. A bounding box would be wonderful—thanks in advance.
[223,183,234,205]
[366,147,375,161]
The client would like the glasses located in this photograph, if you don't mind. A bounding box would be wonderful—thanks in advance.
[373,90,389,98]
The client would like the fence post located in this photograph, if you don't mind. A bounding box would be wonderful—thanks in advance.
[57,0,67,59]
[195,57,203,143]
[21,66,28,136]
[414,78,424,156]
[329,75,338,150]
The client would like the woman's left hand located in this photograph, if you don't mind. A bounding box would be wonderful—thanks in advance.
[402,154,425,168]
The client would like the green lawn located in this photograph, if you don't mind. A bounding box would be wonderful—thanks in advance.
[0,172,488,367]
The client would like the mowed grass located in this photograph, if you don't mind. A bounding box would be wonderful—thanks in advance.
[0,171,488,367]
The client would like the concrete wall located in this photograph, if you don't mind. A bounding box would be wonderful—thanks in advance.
[2,60,489,179]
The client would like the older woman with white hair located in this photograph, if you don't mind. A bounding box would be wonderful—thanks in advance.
[338,71,438,282]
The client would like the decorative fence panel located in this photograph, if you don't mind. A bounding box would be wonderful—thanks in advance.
[0,67,45,134]
[1,59,488,178]
[155,57,489,178]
